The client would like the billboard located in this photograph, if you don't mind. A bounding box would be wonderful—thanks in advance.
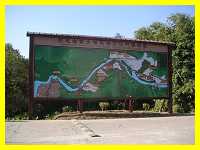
[27,32,174,117]
[34,45,168,99]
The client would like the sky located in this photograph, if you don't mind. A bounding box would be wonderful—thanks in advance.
[6,6,194,58]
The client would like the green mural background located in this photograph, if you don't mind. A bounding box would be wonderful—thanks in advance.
[34,45,168,99]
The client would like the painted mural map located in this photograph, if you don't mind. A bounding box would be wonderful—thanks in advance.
[34,46,168,98]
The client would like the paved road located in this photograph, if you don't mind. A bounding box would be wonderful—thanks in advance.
[6,116,194,144]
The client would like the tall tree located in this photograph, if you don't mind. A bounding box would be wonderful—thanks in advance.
[5,43,29,117]
[134,13,195,112]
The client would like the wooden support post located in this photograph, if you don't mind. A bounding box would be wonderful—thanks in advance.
[124,99,128,110]
[28,35,34,120]
[128,97,133,112]
[76,100,79,112]
[168,46,173,114]
[168,97,173,113]
[78,100,83,113]
[28,99,33,120]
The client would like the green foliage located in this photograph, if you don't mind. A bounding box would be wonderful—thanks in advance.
[99,102,110,111]
[62,105,73,112]
[135,22,172,41]
[134,13,195,113]
[110,101,126,110]
[173,104,184,113]
[151,99,168,112]
[143,103,150,111]
[43,111,60,120]
[5,43,29,118]
[33,103,45,119]
[116,102,126,110]
[7,112,29,120]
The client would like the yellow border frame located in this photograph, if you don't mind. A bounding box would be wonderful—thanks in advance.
[0,0,199,149]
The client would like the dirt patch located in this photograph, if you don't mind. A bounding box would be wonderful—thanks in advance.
[53,110,194,120]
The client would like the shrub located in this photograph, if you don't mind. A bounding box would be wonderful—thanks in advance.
[99,102,110,111]
[173,104,184,113]
[110,101,126,110]
[62,105,73,112]
[151,99,168,112]
[143,103,150,111]
[33,103,45,119]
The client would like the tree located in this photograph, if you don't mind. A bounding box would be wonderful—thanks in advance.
[135,22,172,41]
[134,13,195,112]
[5,43,29,118]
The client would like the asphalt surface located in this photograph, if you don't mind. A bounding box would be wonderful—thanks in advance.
[6,116,194,144]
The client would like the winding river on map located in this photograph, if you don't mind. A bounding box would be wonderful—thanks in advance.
[34,46,168,98]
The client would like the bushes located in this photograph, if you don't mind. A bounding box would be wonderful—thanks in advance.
[5,43,29,118]
[110,101,126,110]
[143,103,150,111]
[173,104,184,113]
[62,105,73,112]
[99,102,110,111]
[151,99,168,112]
[33,103,45,119]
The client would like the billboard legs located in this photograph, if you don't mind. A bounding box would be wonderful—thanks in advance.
[168,46,173,114]
[78,100,83,113]
[128,98,133,112]
[168,97,173,114]
[28,99,33,120]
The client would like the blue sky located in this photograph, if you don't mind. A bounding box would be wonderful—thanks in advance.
[6,6,194,58]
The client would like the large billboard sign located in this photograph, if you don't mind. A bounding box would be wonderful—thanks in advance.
[34,46,168,99]
[27,32,174,116]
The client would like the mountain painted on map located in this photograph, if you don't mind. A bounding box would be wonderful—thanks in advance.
[34,46,168,98]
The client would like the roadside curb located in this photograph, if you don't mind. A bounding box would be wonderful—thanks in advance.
[54,111,194,120]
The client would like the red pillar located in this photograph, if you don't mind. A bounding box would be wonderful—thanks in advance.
[78,100,83,113]
[129,97,133,112]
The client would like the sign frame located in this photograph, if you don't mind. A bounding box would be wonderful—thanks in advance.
[27,32,175,119]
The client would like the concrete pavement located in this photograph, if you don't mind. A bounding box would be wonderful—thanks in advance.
[6,116,194,144]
